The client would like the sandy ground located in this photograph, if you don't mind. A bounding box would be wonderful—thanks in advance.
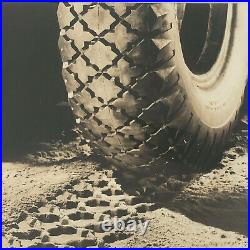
[111,153,248,248]
[2,123,248,248]
[2,161,95,229]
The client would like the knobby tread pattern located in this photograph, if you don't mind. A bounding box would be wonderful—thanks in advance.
[4,171,161,248]
[57,3,241,170]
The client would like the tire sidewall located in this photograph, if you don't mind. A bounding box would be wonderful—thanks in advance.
[172,3,248,129]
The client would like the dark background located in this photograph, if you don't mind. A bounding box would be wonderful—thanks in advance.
[3,3,73,160]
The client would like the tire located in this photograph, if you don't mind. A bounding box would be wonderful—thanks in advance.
[57,3,247,170]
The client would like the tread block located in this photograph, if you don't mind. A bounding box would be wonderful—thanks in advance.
[58,37,78,62]
[57,4,75,29]
[127,143,160,161]
[104,133,138,151]
[62,69,80,93]
[118,121,146,141]
[69,100,88,119]
[104,24,138,52]
[127,39,159,66]
[138,101,169,128]
[82,5,115,34]
[66,21,95,49]
[132,72,166,102]
[125,5,157,32]
[84,41,117,70]
[69,2,88,14]
[112,91,143,116]
[105,3,135,16]
[69,57,97,83]
[147,128,170,150]
[95,107,128,129]
[89,76,120,103]
[84,118,110,136]
[107,59,143,86]
[114,152,149,166]
[74,91,103,113]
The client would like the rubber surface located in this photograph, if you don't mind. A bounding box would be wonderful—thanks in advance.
[57,3,247,170]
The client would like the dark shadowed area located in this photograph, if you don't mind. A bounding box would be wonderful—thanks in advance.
[3,3,73,161]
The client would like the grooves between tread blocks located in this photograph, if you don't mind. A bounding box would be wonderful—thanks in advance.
[57,3,236,170]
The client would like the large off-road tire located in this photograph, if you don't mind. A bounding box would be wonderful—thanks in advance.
[57,3,247,170]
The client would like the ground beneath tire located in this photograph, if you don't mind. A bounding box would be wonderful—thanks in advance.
[2,122,248,248]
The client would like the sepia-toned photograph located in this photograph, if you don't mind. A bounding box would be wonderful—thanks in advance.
[2,2,248,248]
